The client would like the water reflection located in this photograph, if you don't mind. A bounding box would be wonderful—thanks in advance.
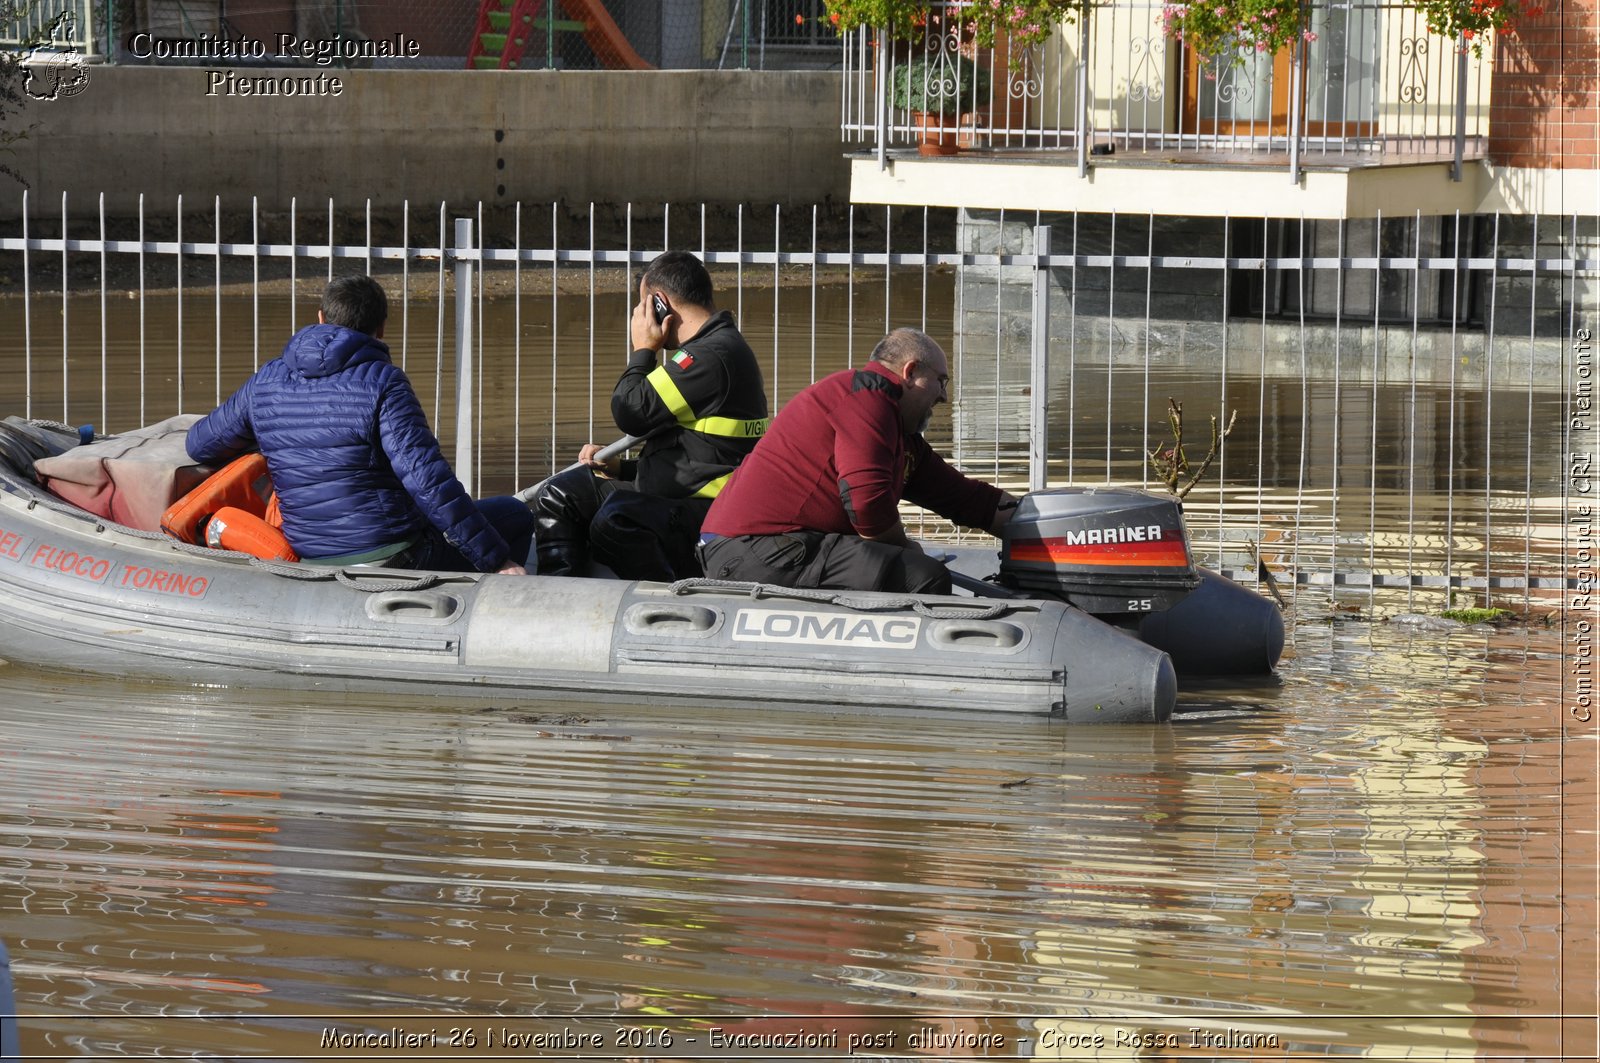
[0,617,1574,1057]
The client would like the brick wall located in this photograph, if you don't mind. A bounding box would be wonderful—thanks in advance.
[1489,0,1600,168]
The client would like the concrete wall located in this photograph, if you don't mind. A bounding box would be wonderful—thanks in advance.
[7,67,848,217]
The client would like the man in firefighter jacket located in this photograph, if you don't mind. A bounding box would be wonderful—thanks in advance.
[531,251,769,581]
[698,328,1019,595]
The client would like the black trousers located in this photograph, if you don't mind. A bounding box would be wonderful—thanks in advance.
[697,531,952,595]
[530,466,708,581]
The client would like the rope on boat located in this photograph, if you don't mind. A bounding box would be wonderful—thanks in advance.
[666,577,1015,620]
[237,560,448,592]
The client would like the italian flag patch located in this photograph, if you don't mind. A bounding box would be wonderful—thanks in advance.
[671,350,694,370]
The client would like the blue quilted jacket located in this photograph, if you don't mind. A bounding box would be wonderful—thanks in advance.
[186,324,509,571]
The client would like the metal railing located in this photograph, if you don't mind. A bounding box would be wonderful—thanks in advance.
[841,0,1491,178]
[0,0,99,56]
[0,193,1591,613]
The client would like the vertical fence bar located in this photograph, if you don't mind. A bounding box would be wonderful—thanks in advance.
[875,29,888,169]
[1076,16,1090,177]
[1446,211,1462,596]
[21,189,30,421]
[1140,213,1154,491]
[847,203,856,365]
[214,194,222,407]
[60,192,68,423]
[587,203,596,441]
[137,193,145,426]
[1451,46,1468,181]
[1406,210,1421,609]
[288,198,297,333]
[920,205,929,332]
[400,201,410,370]
[1292,214,1309,601]
[1288,31,1305,182]
[625,202,634,355]
[326,198,334,285]
[1330,216,1346,607]
[98,192,106,432]
[773,203,781,404]
[550,201,559,476]
[1525,215,1538,601]
[1067,211,1079,484]
[251,197,260,370]
[1030,224,1051,492]
[435,202,446,426]
[513,200,522,486]
[883,205,891,336]
[1368,212,1381,613]
[1216,214,1231,569]
[1104,211,1116,482]
[175,193,182,415]
[476,202,486,491]
[1254,218,1268,557]
[995,208,1005,482]
[1484,212,1499,595]
[810,204,818,387]
[453,216,475,496]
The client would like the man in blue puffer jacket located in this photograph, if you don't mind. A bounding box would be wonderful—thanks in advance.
[186,275,531,574]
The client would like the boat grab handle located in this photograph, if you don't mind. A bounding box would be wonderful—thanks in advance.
[623,602,721,637]
[365,591,462,623]
[927,619,1027,652]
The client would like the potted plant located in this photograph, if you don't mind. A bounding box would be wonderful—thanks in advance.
[1407,0,1544,56]
[892,52,992,155]
[823,0,939,42]
[1160,0,1313,70]
[961,0,1090,52]
[824,1,1089,64]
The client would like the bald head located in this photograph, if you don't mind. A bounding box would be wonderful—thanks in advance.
[869,328,943,374]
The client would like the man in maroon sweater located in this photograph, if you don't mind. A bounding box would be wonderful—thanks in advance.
[698,328,1019,594]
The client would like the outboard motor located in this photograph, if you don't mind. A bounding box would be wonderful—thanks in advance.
[999,488,1201,616]
[998,487,1284,675]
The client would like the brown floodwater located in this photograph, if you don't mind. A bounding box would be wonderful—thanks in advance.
[0,620,1582,1058]
[0,277,1587,1058]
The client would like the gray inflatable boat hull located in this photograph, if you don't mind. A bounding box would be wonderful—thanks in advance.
[0,447,1174,724]
[0,937,16,1060]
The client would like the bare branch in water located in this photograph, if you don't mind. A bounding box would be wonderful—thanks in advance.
[1147,398,1236,500]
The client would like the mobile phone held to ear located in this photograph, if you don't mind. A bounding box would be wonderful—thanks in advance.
[651,293,669,325]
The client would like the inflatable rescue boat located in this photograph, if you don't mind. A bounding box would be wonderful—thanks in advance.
[0,418,1281,724]
[0,937,17,1060]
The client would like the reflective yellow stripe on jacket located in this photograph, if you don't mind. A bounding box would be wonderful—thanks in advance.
[647,364,769,440]
[692,472,732,499]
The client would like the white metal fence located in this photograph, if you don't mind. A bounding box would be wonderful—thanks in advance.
[1,193,1592,612]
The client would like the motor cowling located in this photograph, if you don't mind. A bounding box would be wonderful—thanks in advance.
[999,487,1201,617]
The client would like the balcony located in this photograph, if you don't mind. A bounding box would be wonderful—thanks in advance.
[840,0,1496,218]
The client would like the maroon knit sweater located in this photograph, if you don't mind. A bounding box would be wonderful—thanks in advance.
[702,360,1001,539]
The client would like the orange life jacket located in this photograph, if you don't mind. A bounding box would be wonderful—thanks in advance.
[161,452,297,561]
